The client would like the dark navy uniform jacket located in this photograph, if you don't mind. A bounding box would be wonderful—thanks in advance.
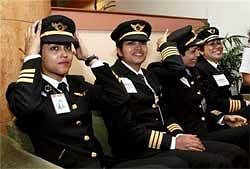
[6,56,123,167]
[196,56,249,117]
[147,42,222,136]
[101,59,183,159]
[147,42,249,151]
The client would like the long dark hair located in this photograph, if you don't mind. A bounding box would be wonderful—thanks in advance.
[248,29,250,43]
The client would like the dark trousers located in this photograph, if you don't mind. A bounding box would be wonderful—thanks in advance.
[202,140,249,168]
[205,125,249,155]
[112,155,188,168]
[111,149,232,169]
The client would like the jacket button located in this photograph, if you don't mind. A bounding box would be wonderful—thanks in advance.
[197,91,201,95]
[155,118,159,121]
[91,152,97,158]
[76,120,82,126]
[72,104,78,110]
[152,104,157,108]
[201,117,206,121]
[199,105,202,108]
[190,81,194,85]
[84,135,90,141]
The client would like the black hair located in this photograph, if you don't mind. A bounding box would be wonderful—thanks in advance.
[248,29,250,43]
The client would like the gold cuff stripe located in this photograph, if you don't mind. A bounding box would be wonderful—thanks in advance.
[160,47,178,55]
[148,130,164,149]
[168,126,183,132]
[40,31,74,38]
[20,69,35,74]
[152,131,159,149]
[156,132,163,149]
[19,73,35,78]
[229,99,235,113]
[162,51,180,58]
[16,78,33,83]
[229,99,233,113]
[161,49,178,57]
[167,123,180,129]
[148,130,155,148]
[238,100,241,111]
[161,47,179,60]
[230,100,241,112]
[119,31,148,41]
[232,100,236,112]
[167,123,183,132]
[236,100,241,111]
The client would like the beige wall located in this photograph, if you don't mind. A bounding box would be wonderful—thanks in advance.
[115,0,250,39]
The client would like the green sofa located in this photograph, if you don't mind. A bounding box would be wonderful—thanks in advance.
[1,111,112,168]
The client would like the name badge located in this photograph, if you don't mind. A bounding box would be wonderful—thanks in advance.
[180,77,190,87]
[201,98,207,113]
[229,84,238,96]
[51,94,70,114]
[213,74,230,87]
[120,77,137,93]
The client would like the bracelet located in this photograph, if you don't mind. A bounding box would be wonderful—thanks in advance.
[85,55,98,66]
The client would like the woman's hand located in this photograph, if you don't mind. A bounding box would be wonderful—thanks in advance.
[25,20,41,55]
[74,31,89,60]
[156,29,169,51]
[223,115,248,128]
[175,134,205,151]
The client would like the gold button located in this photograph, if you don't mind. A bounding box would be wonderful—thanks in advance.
[155,118,159,121]
[91,152,97,158]
[84,135,90,141]
[190,81,194,85]
[199,105,202,108]
[72,104,77,110]
[152,104,157,108]
[201,117,206,121]
[197,91,201,95]
[76,120,82,126]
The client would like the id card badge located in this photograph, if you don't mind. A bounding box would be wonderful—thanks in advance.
[120,77,137,93]
[180,77,190,87]
[200,98,207,113]
[229,84,238,96]
[213,74,230,87]
[51,94,70,114]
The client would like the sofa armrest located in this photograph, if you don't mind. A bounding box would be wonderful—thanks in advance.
[0,134,62,169]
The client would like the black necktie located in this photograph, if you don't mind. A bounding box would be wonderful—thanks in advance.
[217,64,224,72]
[138,74,146,84]
[58,82,71,103]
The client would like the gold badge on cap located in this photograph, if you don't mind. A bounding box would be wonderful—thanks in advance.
[51,22,68,31]
[131,23,145,32]
[208,28,216,34]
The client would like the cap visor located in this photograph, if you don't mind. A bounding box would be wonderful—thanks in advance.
[122,34,149,41]
[41,35,75,43]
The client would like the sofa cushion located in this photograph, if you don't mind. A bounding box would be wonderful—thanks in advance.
[0,134,62,169]
[6,118,34,153]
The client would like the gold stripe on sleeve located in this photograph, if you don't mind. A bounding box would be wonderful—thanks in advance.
[148,130,155,148]
[152,131,159,149]
[156,132,163,149]
[20,69,35,74]
[16,78,33,83]
[19,73,35,78]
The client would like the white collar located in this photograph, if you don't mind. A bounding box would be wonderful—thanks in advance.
[206,59,219,69]
[42,74,69,90]
[121,60,144,75]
